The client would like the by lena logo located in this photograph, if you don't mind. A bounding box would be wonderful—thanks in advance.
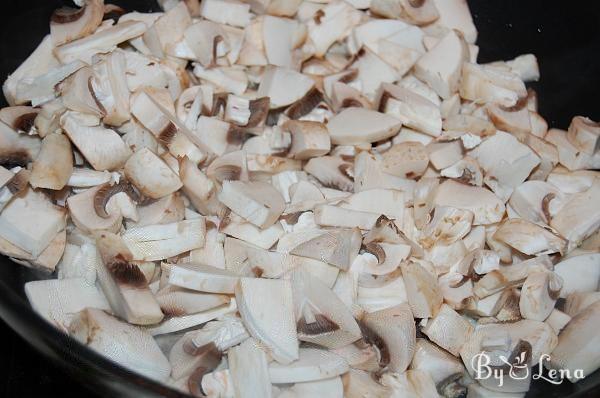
[471,352,585,387]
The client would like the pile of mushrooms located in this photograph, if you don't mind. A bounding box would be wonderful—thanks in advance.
[1,0,599,396]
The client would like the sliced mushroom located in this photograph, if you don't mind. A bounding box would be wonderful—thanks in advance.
[122,219,206,261]
[420,206,473,248]
[567,116,600,155]
[235,277,298,364]
[29,133,73,190]
[168,264,240,294]
[228,338,272,398]
[304,156,354,192]
[50,0,104,46]
[25,277,110,332]
[493,218,566,256]
[519,270,562,321]
[378,84,442,137]
[291,269,362,349]
[440,156,483,186]
[400,260,443,318]
[410,338,465,385]
[414,30,468,99]
[15,60,86,106]
[69,308,171,381]
[553,253,600,299]
[327,107,402,145]
[61,111,132,171]
[0,106,40,134]
[460,62,527,107]
[422,303,473,356]
[95,231,164,325]
[0,188,66,258]
[289,228,361,271]
[155,285,229,317]
[546,301,600,382]
[269,348,349,383]
[124,147,183,199]
[55,21,147,64]
[218,180,285,228]
[433,180,505,225]
[285,120,331,160]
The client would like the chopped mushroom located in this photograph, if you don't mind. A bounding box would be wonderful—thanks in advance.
[2,0,599,395]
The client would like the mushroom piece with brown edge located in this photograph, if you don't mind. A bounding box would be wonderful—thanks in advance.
[95,231,164,325]
[50,0,105,46]
[29,133,73,190]
[218,180,285,228]
[124,147,183,199]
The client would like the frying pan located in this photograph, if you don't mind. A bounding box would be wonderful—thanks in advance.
[0,0,598,396]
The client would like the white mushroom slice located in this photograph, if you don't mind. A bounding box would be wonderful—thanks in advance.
[567,116,600,155]
[50,0,104,46]
[526,134,558,181]
[357,267,409,312]
[201,369,235,398]
[69,308,171,382]
[124,147,182,199]
[550,178,600,248]
[289,228,361,271]
[553,253,600,298]
[400,260,443,318]
[546,128,599,171]
[352,48,400,98]
[564,291,600,317]
[508,181,565,225]
[67,185,123,234]
[61,111,132,171]
[487,102,531,135]
[380,369,441,398]
[0,106,39,134]
[200,0,251,28]
[378,84,442,137]
[0,188,66,258]
[29,133,73,190]
[343,369,391,398]
[218,180,285,228]
[305,1,362,57]
[122,219,205,261]
[58,66,106,117]
[414,30,468,99]
[3,35,59,106]
[426,140,463,170]
[422,303,473,356]
[131,192,185,227]
[304,156,354,192]
[168,264,240,294]
[55,21,147,64]
[269,348,349,383]
[546,301,600,382]
[25,277,110,332]
[146,2,191,57]
[340,188,404,222]
[470,131,540,201]
[420,206,473,248]
[257,67,314,109]
[440,156,483,186]
[285,120,331,160]
[314,204,380,230]
[460,62,527,107]
[67,168,112,187]
[410,338,465,385]
[262,15,301,68]
[168,335,223,385]
[360,303,416,373]
[236,277,298,363]
[229,338,272,398]
[382,141,429,178]
[327,107,402,145]
[291,269,362,349]
[221,213,284,249]
[519,270,562,321]
[193,65,248,95]
[155,286,229,316]
[95,232,164,325]
[148,299,237,336]
[493,218,566,256]
[433,180,505,225]
[92,50,131,126]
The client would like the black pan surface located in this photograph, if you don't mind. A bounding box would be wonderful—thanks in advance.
[0,0,599,397]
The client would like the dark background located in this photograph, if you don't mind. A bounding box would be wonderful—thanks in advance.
[0,0,599,397]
